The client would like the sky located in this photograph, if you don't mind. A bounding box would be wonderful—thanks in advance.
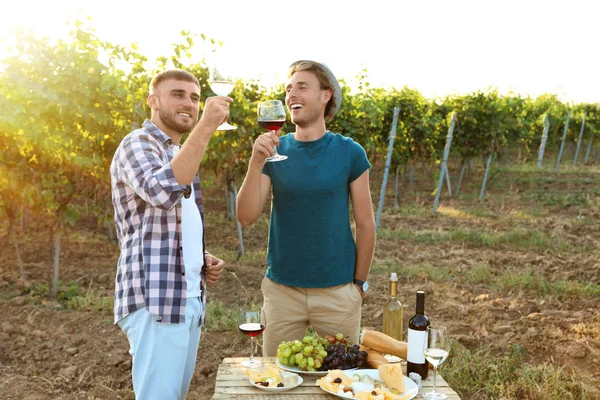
[1,0,599,104]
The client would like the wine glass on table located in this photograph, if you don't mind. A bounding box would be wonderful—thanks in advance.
[238,305,266,368]
[208,58,237,130]
[257,100,288,162]
[423,326,450,400]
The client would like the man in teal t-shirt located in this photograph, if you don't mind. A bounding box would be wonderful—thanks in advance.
[237,60,376,358]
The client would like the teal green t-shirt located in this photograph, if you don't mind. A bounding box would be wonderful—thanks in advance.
[262,131,371,288]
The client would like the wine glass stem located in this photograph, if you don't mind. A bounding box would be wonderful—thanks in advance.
[249,337,255,362]
[272,146,279,156]
[433,366,438,393]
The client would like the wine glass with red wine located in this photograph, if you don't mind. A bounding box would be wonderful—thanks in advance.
[238,305,266,368]
[257,100,288,162]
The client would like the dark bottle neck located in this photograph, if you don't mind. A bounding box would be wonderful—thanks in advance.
[415,291,425,314]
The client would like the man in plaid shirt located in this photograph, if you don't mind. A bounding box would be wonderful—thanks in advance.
[110,69,230,399]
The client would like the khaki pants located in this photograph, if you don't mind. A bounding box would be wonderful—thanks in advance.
[261,277,362,357]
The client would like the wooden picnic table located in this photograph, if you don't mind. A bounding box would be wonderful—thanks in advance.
[213,357,462,399]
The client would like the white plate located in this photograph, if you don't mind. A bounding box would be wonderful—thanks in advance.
[318,369,418,399]
[276,359,358,376]
[249,371,303,392]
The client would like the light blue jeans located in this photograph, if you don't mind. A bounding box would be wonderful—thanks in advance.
[118,297,203,400]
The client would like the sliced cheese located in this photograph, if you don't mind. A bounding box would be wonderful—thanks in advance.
[378,364,405,393]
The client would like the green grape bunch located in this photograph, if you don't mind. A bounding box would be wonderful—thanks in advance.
[276,327,367,372]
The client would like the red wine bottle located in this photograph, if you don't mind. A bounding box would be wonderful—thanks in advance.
[407,291,430,379]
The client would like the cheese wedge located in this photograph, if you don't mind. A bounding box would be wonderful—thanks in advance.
[244,365,281,385]
[378,364,405,393]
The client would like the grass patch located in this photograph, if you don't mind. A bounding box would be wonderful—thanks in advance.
[205,299,238,331]
[436,206,477,219]
[463,264,492,284]
[371,262,456,282]
[378,227,567,251]
[573,217,598,226]
[463,206,489,218]
[443,344,592,399]
[499,163,600,176]
[372,263,600,298]
[529,190,600,208]
[391,204,432,217]
[63,289,113,314]
[494,268,600,298]
[24,280,114,313]
[509,210,535,220]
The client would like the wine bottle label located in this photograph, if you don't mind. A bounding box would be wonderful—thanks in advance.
[407,328,427,364]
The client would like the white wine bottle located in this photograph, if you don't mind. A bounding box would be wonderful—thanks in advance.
[382,272,404,341]
[407,290,430,379]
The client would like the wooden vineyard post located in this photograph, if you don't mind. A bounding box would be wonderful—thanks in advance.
[573,112,586,167]
[555,111,571,172]
[479,139,495,203]
[224,184,231,219]
[443,163,452,196]
[393,165,400,212]
[537,114,550,168]
[229,189,235,221]
[376,107,399,231]
[584,129,594,164]
[455,160,466,196]
[50,220,63,301]
[432,112,457,215]
[231,180,244,258]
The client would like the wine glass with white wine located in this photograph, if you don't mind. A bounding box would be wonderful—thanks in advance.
[424,326,450,400]
[207,55,237,130]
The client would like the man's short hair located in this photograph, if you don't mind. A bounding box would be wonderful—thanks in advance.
[149,69,200,94]
[288,60,342,119]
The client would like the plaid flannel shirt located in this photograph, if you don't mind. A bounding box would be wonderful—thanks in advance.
[110,119,206,325]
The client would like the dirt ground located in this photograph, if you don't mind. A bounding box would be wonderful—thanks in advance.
[0,164,599,399]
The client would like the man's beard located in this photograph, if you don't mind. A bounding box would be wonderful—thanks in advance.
[291,107,321,127]
[158,104,197,134]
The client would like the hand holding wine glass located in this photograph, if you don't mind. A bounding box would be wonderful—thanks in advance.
[424,326,450,400]
[257,100,287,162]
[238,305,266,368]
[208,57,237,131]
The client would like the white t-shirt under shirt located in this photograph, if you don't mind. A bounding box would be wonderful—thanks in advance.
[173,146,204,298]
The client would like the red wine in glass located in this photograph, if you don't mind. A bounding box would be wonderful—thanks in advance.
[238,306,266,368]
[258,120,285,131]
[239,322,266,337]
[257,100,287,162]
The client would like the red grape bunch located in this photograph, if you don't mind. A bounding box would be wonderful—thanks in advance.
[321,333,368,371]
